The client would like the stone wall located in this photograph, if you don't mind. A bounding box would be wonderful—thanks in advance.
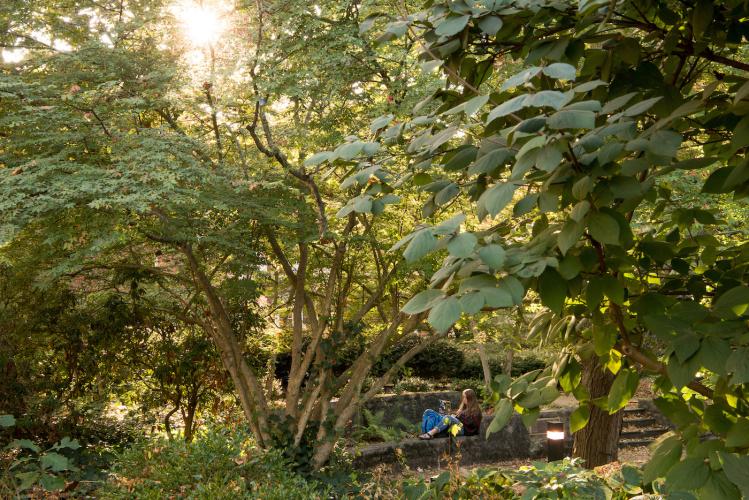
[353,413,530,470]
[353,392,578,469]
[361,391,462,425]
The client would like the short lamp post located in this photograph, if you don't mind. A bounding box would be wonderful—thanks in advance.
[547,421,565,461]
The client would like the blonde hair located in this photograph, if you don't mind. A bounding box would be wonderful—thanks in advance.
[458,388,481,417]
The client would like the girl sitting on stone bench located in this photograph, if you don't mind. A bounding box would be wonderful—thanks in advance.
[419,388,482,439]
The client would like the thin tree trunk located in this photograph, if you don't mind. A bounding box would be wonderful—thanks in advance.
[164,404,179,441]
[182,244,272,447]
[310,324,440,469]
[572,356,623,468]
[477,343,492,388]
[183,395,199,443]
[502,349,514,376]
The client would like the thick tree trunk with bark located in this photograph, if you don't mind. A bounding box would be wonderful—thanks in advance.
[572,357,622,468]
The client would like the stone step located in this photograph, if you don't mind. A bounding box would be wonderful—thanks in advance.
[623,406,648,415]
[619,439,655,448]
[622,417,657,427]
[620,428,668,439]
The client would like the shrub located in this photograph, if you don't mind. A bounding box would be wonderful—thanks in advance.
[97,425,326,499]
[393,376,436,393]
[457,352,547,379]
[400,458,643,499]
[377,338,465,378]
[447,378,487,400]
[351,409,415,443]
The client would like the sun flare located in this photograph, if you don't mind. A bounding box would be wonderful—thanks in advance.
[173,2,226,46]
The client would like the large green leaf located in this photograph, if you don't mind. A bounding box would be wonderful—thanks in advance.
[435,15,470,36]
[478,15,502,35]
[0,415,15,427]
[725,419,749,448]
[403,229,436,262]
[427,296,461,332]
[558,220,583,255]
[486,399,513,438]
[570,404,590,433]
[607,368,639,413]
[40,452,70,472]
[713,286,749,318]
[588,212,620,245]
[487,95,527,123]
[542,63,576,81]
[402,289,444,314]
[478,244,506,270]
[447,232,477,258]
[643,435,682,484]
[665,457,710,491]
[719,452,749,497]
[726,348,749,385]
[40,474,66,491]
[479,182,517,217]
[548,109,595,129]
[538,268,566,314]
[459,292,484,314]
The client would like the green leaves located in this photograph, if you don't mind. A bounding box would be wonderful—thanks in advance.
[542,63,576,81]
[0,414,15,427]
[427,296,461,332]
[478,15,502,35]
[587,211,620,245]
[435,15,470,36]
[447,232,477,258]
[487,95,526,122]
[538,268,566,314]
[692,0,714,40]
[478,244,506,269]
[40,452,70,473]
[606,368,639,413]
[487,398,513,438]
[548,110,595,129]
[665,457,710,491]
[713,286,749,318]
[725,419,749,448]
[570,404,590,433]
[402,290,444,314]
[719,452,749,497]
[403,229,437,262]
[643,435,682,484]
[370,114,394,133]
[478,183,517,217]
[726,348,749,385]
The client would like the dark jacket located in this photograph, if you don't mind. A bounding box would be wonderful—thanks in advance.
[457,410,482,436]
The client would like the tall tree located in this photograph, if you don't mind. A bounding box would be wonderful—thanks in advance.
[325,0,749,493]
[1,0,445,469]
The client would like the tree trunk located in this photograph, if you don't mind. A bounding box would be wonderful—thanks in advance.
[182,244,272,447]
[572,357,622,468]
[164,404,179,440]
[477,343,492,389]
[502,348,514,377]
[183,397,198,443]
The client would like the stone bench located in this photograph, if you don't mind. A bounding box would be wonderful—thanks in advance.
[353,413,531,470]
[353,391,577,469]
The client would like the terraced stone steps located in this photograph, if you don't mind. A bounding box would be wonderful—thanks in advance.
[618,403,669,449]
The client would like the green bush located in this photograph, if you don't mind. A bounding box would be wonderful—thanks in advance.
[377,338,465,378]
[400,458,644,499]
[97,425,326,499]
[457,353,547,379]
